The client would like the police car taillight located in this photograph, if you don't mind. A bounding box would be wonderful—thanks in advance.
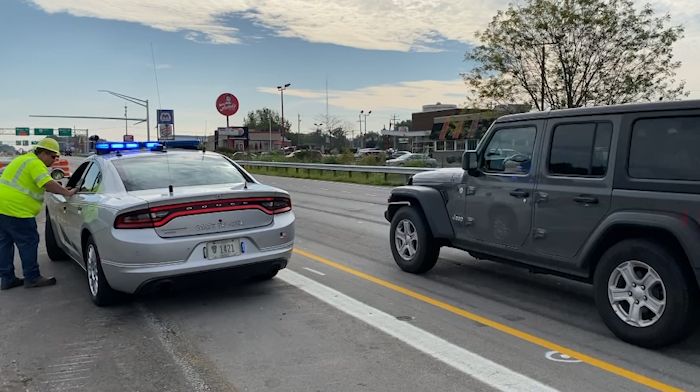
[114,197,292,229]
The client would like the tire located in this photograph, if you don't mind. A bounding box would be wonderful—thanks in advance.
[45,213,68,261]
[84,236,121,306]
[390,207,440,274]
[50,169,64,180]
[593,239,698,348]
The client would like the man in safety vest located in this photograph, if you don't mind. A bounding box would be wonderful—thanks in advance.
[0,138,77,290]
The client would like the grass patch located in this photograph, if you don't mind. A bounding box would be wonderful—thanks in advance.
[244,165,409,186]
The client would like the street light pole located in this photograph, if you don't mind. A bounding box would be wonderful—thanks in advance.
[362,110,372,148]
[277,83,291,138]
[99,90,151,140]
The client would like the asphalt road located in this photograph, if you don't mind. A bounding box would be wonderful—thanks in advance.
[1,157,698,391]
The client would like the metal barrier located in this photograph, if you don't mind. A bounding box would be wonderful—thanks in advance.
[236,160,436,183]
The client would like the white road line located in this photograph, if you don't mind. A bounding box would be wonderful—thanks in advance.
[138,304,210,392]
[278,269,558,392]
[49,361,93,367]
[302,267,326,276]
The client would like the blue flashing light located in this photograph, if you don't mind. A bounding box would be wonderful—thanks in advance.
[125,143,139,149]
[110,143,125,149]
[96,143,110,150]
[144,142,160,148]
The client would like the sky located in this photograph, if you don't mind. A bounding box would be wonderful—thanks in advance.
[1,0,699,142]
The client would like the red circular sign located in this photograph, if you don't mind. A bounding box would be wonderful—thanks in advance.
[216,93,239,116]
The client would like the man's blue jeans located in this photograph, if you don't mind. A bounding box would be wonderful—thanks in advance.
[0,214,40,284]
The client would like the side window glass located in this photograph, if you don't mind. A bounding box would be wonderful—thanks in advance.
[482,127,536,174]
[549,122,612,177]
[79,163,101,193]
[629,116,700,181]
[66,162,90,188]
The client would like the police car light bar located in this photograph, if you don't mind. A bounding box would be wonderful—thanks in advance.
[95,141,163,154]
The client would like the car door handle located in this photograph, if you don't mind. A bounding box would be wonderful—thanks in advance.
[509,189,530,198]
[574,195,599,204]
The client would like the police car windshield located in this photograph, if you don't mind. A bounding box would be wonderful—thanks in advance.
[112,153,246,191]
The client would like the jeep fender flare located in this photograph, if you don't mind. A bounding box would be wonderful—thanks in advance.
[579,210,700,282]
[386,186,455,240]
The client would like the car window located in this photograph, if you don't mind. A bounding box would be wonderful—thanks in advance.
[66,162,90,188]
[548,122,612,177]
[482,126,536,174]
[79,162,102,193]
[629,116,700,181]
[112,153,247,191]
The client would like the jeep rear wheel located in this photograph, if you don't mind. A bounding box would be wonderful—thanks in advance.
[390,207,439,274]
[594,239,697,348]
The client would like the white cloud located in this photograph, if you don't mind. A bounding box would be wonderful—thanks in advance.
[258,79,467,112]
[28,0,700,95]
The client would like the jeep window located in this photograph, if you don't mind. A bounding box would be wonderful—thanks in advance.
[482,126,536,174]
[629,116,700,181]
[548,122,612,177]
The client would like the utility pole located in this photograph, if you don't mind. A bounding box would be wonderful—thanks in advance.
[269,117,272,152]
[124,105,128,137]
[297,114,301,148]
[541,44,546,111]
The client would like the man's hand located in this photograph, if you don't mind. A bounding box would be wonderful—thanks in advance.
[45,180,77,197]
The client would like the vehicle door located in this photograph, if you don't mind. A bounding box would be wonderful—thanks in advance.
[465,122,542,249]
[533,117,615,259]
[63,161,104,258]
[50,161,91,251]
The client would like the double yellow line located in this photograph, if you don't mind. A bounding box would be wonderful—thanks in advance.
[293,248,683,392]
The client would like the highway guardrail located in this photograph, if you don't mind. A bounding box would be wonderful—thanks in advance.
[235,160,436,182]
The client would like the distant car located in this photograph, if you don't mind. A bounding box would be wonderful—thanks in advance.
[45,144,295,306]
[286,150,323,161]
[389,150,411,159]
[386,153,438,167]
[354,148,385,159]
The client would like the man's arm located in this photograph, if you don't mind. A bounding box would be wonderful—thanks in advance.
[44,180,77,197]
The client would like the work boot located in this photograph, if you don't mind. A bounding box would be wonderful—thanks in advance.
[1,278,24,290]
[24,276,57,288]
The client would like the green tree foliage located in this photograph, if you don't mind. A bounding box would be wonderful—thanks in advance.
[463,0,687,110]
[243,108,291,132]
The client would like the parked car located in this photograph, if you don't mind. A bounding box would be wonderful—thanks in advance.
[286,150,323,161]
[385,100,700,348]
[354,148,384,159]
[45,143,294,306]
[389,150,411,159]
[386,153,439,167]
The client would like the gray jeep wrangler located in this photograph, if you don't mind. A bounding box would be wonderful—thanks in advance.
[386,100,700,348]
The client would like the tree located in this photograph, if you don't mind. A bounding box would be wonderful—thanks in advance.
[394,120,412,130]
[243,108,291,132]
[463,0,687,110]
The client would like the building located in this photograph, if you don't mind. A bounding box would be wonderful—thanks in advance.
[0,128,89,153]
[204,127,289,152]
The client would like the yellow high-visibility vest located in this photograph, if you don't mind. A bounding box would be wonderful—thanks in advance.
[0,153,51,218]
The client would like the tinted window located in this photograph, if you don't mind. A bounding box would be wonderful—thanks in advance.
[549,122,612,177]
[66,162,90,188]
[629,117,700,181]
[112,153,246,191]
[482,127,536,174]
[79,163,102,193]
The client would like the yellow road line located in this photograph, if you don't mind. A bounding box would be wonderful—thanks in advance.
[293,248,683,392]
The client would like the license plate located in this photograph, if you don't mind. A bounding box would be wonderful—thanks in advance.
[204,239,242,260]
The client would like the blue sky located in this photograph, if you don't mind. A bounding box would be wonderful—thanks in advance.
[1,0,698,142]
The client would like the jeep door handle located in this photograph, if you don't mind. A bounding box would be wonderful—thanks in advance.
[509,189,530,198]
[574,195,598,204]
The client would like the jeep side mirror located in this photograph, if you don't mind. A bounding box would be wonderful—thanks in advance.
[462,150,478,172]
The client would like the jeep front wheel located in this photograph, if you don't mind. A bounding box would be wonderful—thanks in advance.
[593,239,697,348]
[390,207,439,274]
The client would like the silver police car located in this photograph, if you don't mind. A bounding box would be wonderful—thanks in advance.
[45,143,294,306]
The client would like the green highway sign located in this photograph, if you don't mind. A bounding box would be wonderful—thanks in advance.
[15,127,30,136]
[31,141,39,145]
[58,128,72,137]
[34,128,54,136]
